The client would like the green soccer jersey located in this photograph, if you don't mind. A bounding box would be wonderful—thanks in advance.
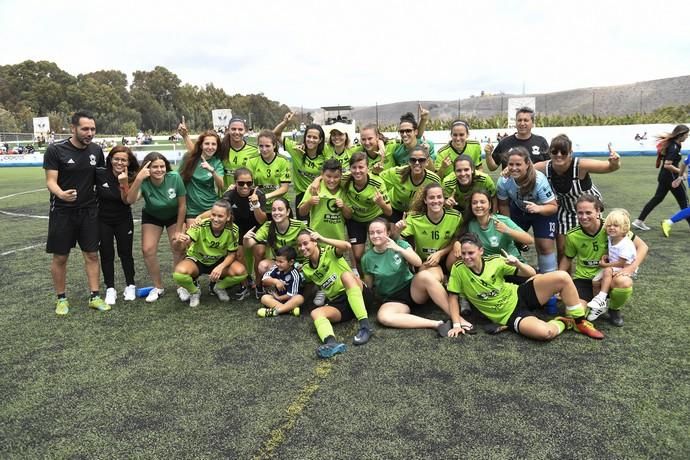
[299,182,347,241]
[140,172,187,221]
[380,167,441,212]
[364,150,385,173]
[301,245,353,301]
[246,154,291,211]
[324,144,362,173]
[342,174,390,222]
[223,142,259,187]
[467,214,523,260]
[253,218,308,255]
[442,171,496,212]
[434,140,482,177]
[361,239,414,300]
[564,220,608,280]
[186,219,239,266]
[284,138,327,193]
[400,209,462,261]
[447,256,519,325]
[180,155,224,217]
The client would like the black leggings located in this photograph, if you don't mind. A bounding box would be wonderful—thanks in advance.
[99,216,135,288]
[638,178,689,222]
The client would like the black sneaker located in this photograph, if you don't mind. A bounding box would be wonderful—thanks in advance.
[353,326,373,345]
[437,320,452,338]
[235,286,251,300]
[608,309,624,327]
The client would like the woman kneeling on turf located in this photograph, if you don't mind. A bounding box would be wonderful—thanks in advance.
[447,233,587,341]
[257,246,304,318]
[297,230,373,358]
[173,200,247,307]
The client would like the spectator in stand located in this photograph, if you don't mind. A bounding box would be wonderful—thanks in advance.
[485,107,549,171]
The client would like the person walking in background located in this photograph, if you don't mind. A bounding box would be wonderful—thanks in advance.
[44,111,108,315]
[661,145,690,237]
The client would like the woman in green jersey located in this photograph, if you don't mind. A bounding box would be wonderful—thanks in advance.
[178,130,225,227]
[358,124,387,175]
[246,130,290,216]
[362,218,474,337]
[324,123,361,173]
[126,152,187,302]
[448,233,587,341]
[219,117,259,187]
[385,108,433,167]
[442,155,496,213]
[397,183,462,282]
[435,120,483,177]
[297,230,372,359]
[380,145,442,222]
[244,197,308,298]
[173,200,247,306]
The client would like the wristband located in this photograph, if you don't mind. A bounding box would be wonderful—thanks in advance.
[453,322,462,328]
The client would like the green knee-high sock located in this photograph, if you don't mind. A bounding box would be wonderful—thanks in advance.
[216,274,248,289]
[548,319,566,335]
[345,286,368,321]
[314,316,335,343]
[565,304,586,319]
[609,287,633,310]
[173,272,199,293]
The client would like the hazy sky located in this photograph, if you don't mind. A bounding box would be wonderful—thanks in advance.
[3,0,690,108]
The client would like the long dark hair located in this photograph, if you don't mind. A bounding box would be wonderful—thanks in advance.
[453,154,477,187]
[459,189,494,234]
[408,183,444,215]
[140,152,172,173]
[400,145,428,183]
[106,146,139,182]
[179,130,221,183]
[303,124,326,157]
[657,124,689,150]
[267,197,294,250]
[218,117,247,161]
[506,146,536,196]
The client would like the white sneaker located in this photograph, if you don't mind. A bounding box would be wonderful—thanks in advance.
[213,284,230,301]
[587,296,608,321]
[313,290,326,307]
[146,288,165,303]
[631,219,651,231]
[123,285,136,301]
[177,286,191,302]
[189,290,201,307]
[105,287,117,306]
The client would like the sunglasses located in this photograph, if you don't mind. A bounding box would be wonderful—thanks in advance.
[409,157,426,164]
[236,181,253,187]
[398,129,414,134]
[550,151,569,156]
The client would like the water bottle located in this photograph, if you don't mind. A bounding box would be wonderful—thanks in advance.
[545,295,558,315]
[136,286,154,298]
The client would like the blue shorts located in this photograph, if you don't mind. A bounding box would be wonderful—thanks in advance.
[509,202,557,240]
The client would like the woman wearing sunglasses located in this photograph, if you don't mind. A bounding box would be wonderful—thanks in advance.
[534,134,620,262]
[384,107,434,167]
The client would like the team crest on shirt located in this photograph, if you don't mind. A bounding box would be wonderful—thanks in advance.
[89,154,96,166]
[393,253,402,265]
[168,188,177,199]
[207,172,213,178]
[489,236,499,247]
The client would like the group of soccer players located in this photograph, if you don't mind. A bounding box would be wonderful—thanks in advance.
[44,108,650,358]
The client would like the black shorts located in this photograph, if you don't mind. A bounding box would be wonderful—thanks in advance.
[186,257,224,276]
[141,209,177,228]
[46,207,99,254]
[505,280,540,333]
[573,278,594,302]
[347,219,368,245]
[388,208,405,223]
[384,281,423,310]
[326,294,355,322]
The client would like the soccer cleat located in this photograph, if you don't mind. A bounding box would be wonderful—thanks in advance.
[189,291,201,308]
[313,290,327,307]
[257,307,277,318]
[631,219,651,231]
[123,285,136,301]
[554,316,576,330]
[177,286,191,302]
[316,342,347,359]
[437,320,452,338]
[661,219,672,238]
[213,284,230,302]
[574,319,604,340]
[353,326,373,345]
[291,307,300,317]
[460,298,472,317]
[55,298,70,315]
[608,309,624,327]
[586,297,608,321]
[89,296,111,312]
[146,288,164,303]
[105,287,117,306]
[235,286,251,300]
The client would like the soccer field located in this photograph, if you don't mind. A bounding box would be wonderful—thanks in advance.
[1,159,689,459]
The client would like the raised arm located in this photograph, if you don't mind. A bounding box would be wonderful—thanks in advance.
[272,111,294,141]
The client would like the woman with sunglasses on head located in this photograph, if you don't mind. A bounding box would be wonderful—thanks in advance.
[96,146,140,306]
[385,107,434,167]
[435,120,483,178]
[274,112,327,219]
[496,146,558,275]
[380,145,442,222]
[534,134,620,262]
[441,154,496,214]
[246,130,290,218]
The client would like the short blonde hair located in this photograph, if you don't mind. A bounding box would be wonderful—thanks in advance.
[604,208,631,234]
